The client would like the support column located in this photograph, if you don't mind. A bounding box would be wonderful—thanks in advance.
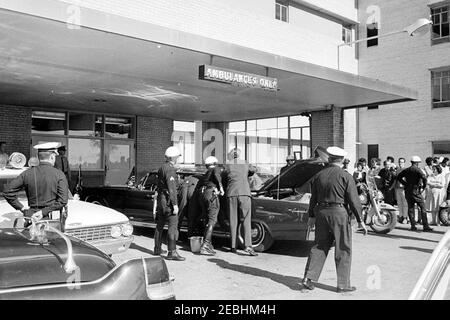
[311,107,344,149]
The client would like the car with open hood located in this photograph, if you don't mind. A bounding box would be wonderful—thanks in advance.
[0,217,175,300]
[80,147,331,252]
[0,167,133,255]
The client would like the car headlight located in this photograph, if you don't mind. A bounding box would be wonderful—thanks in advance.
[111,225,122,238]
[121,223,133,237]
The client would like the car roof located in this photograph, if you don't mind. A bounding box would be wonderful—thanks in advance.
[0,229,115,289]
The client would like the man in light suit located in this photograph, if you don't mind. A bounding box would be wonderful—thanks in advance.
[222,148,257,256]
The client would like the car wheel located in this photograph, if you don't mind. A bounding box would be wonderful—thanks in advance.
[237,221,274,252]
[439,207,450,226]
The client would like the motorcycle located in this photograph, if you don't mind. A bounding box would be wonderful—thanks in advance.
[438,201,450,226]
[357,175,397,234]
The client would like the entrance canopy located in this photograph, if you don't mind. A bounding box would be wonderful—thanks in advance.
[0,8,417,122]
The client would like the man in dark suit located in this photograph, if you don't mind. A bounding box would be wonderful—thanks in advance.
[54,145,71,189]
[223,148,257,256]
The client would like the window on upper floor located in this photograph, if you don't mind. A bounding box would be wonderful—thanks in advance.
[431,4,450,45]
[432,69,450,108]
[367,22,379,47]
[342,26,353,44]
[275,1,289,23]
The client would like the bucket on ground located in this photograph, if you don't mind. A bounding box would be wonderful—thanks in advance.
[189,236,203,253]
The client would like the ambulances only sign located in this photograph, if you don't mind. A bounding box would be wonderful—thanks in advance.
[199,65,278,91]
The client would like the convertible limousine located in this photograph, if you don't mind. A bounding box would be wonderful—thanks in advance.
[80,148,333,251]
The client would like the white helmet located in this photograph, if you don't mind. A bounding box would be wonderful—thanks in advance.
[165,146,181,158]
[205,156,218,165]
[411,155,422,163]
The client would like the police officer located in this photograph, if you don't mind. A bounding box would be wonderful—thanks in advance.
[223,148,257,256]
[198,156,224,255]
[396,156,433,232]
[301,146,367,293]
[54,145,71,188]
[280,154,295,174]
[3,142,68,224]
[154,146,185,261]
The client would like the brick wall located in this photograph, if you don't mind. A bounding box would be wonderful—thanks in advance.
[136,116,173,179]
[0,105,32,158]
[311,107,344,149]
[357,0,450,162]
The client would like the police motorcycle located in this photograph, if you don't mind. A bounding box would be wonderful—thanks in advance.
[357,174,397,234]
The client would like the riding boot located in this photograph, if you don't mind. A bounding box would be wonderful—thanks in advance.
[203,224,215,253]
[153,230,166,256]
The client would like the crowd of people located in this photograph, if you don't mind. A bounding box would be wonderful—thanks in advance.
[348,155,450,229]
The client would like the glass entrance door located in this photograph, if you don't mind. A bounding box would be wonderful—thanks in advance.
[104,140,134,186]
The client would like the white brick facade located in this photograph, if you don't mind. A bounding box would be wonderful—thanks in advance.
[358,0,450,162]
[55,0,358,72]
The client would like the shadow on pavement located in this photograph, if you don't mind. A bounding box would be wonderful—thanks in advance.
[264,240,314,258]
[206,258,336,293]
[399,246,434,254]
[364,231,439,243]
[130,243,155,255]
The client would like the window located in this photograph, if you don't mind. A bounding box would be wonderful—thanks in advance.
[367,23,379,47]
[68,138,102,170]
[105,117,133,139]
[367,144,379,161]
[228,115,311,174]
[173,121,195,164]
[431,4,450,44]
[433,141,450,155]
[275,1,289,22]
[32,111,66,135]
[69,113,102,137]
[432,70,450,108]
[367,105,379,110]
[32,110,135,172]
[342,26,352,44]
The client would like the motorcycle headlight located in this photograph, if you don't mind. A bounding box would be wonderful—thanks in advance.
[110,225,122,238]
[121,223,133,237]
[359,193,368,205]
[377,191,384,201]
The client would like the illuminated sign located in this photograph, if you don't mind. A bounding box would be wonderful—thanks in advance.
[199,65,278,91]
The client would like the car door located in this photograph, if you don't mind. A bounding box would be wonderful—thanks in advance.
[124,173,158,224]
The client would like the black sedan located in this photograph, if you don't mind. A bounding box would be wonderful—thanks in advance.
[0,218,175,300]
[80,148,331,252]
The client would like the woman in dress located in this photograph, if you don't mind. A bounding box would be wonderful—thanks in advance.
[426,165,445,226]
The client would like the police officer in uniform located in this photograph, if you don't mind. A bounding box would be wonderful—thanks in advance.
[153,146,185,261]
[3,142,68,224]
[223,148,257,256]
[301,147,367,293]
[396,156,433,232]
[198,156,224,255]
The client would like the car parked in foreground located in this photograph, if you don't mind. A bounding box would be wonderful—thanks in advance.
[0,217,175,300]
[409,229,450,300]
[0,167,133,255]
[80,148,338,252]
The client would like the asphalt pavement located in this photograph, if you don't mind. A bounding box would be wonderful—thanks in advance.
[112,223,448,300]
